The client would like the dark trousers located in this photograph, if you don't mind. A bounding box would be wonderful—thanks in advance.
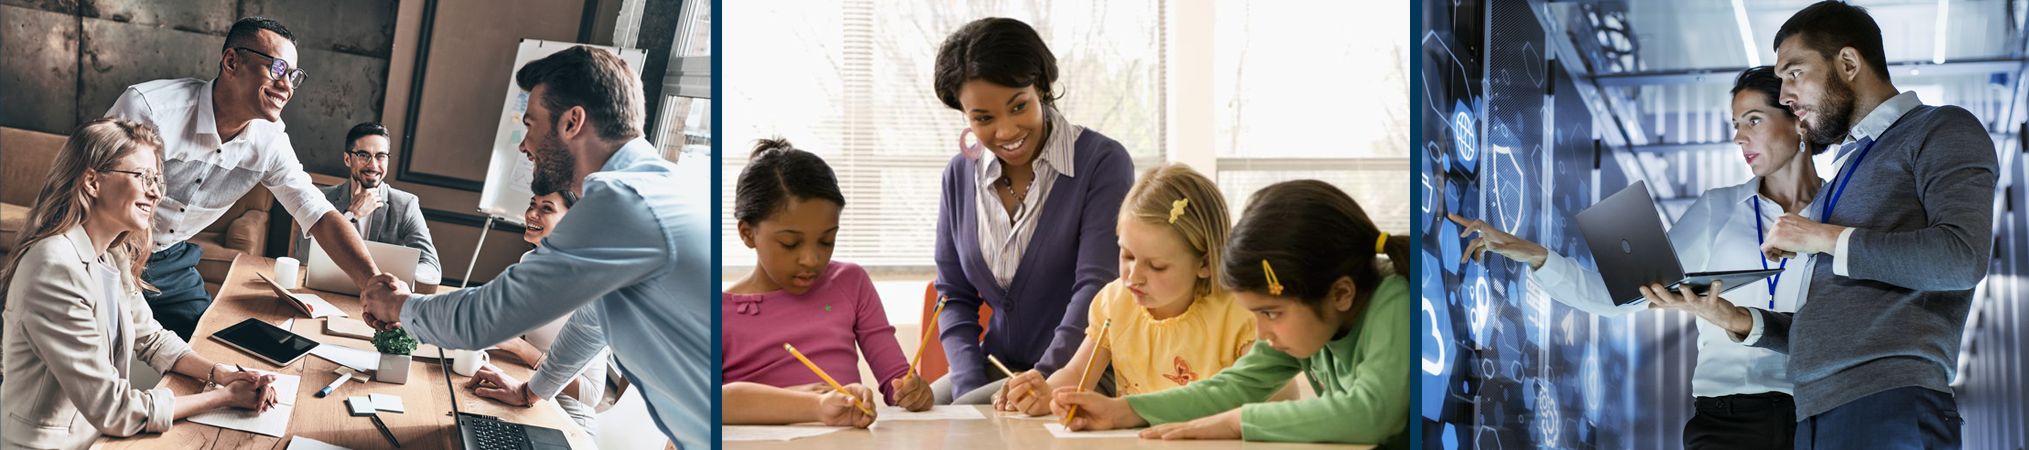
[1686,392,1797,450]
[1797,386,1962,450]
[141,240,210,341]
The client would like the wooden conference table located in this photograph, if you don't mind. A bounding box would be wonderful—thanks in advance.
[93,254,596,449]
[724,405,1372,450]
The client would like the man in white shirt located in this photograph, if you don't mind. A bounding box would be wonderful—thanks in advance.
[103,17,386,339]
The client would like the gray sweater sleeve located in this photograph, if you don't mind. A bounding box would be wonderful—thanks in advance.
[1842,107,1998,291]
[1746,308,1794,354]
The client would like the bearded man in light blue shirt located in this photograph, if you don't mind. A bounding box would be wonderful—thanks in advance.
[358,45,710,449]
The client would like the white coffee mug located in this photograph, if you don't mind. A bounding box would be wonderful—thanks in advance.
[453,349,491,377]
[274,257,299,289]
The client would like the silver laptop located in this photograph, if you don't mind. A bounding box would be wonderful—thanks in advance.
[305,239,421,296]
[1576,181,1783,306]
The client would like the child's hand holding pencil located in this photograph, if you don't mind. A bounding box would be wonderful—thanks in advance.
[1050,388,1147,432]
[816,384,879,428]
[890,373,933,411]
[891,296,943,412]
[987,355,1051,416]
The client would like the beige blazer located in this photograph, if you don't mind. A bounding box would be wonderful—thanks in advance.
[1,226,192,450]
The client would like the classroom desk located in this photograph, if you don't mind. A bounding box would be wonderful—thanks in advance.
[724,405,1372,450]
[94,254,596,449]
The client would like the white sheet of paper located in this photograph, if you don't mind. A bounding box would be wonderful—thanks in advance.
[872,405,988,421]
[186,371,301,437]
[280,318,295,331]
[309,344,380,372]
[285,436,354,450]
[291,293,347,318]
[720,426,847,442]
[370,393,404,413]
[1043,423,1145,439]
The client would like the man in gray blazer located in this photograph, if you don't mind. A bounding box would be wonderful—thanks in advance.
[297,122,441,286]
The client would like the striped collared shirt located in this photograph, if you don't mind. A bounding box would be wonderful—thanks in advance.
[974,108,1082,288]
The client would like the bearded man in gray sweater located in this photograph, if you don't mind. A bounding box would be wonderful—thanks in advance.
[1638,2,1996,449]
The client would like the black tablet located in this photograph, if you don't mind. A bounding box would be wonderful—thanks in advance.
[208,318,318,366]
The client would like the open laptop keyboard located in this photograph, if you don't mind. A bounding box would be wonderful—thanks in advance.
[466,417,532,450]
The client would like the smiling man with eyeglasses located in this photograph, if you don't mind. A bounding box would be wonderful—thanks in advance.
[102,17,392,340]
[292,122,441,289]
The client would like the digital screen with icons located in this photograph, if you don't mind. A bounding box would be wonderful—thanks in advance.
[1418,1,1685,449]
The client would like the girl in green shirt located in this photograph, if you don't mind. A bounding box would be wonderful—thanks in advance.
[1052,180,1410,446]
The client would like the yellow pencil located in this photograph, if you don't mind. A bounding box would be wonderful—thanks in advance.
[908,296,947,377]
[985,354,1040,404]
[783,343,875,416]
[1063,318,1112,427]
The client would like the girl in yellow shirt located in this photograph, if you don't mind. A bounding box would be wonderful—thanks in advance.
[996,163,1288,415]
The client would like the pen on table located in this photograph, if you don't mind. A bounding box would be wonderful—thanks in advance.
[316,371,352,398]
[369,414,402,448]
[782,343,876,416]
[984,354,1039,406]
[908,296,947,377]
[1063,318,1112,427]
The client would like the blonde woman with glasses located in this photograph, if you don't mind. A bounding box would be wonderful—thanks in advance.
[2,118,278,450]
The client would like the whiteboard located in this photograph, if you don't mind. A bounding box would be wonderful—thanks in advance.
[476,39,649,225]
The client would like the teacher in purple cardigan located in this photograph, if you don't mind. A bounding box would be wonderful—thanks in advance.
[927,17,1136,407]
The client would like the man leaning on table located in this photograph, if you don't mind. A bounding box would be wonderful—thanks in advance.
[102,17,388,341]
[358,45,711,450]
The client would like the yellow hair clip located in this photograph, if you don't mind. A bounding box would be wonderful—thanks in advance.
[1375,233,1388,253]
[1169,198,1189,224]
[1262,259,1284,296]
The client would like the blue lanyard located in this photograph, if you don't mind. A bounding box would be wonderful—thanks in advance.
[1752,198,1786,309]
[1820,131,1890,221]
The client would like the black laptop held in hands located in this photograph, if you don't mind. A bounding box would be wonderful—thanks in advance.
[441,347,573,450]
[1576,181,1784,306]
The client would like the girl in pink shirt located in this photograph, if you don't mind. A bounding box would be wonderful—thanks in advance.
[721,139,933,426]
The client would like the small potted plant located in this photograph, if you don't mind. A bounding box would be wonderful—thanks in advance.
[372,329,418,384]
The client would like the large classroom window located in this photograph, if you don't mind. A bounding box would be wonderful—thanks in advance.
[724,0,1406,271]
[1208,1,1410,233]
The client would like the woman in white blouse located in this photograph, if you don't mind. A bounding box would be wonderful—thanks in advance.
[2,118,277,450]
[1449,67,1823,449]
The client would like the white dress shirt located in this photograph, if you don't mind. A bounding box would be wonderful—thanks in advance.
[1531,176,1817,397]
[103,78,335,252]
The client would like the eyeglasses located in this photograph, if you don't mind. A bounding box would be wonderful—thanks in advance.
[102,168,164,191]
[233,47,307,87]
[346,150,391,162]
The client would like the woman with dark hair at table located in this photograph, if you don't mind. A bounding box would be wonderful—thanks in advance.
[928,17,1137,408]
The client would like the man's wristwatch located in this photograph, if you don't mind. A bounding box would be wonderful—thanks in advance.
[520,383,538,407]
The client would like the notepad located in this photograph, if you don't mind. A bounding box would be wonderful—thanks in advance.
[720,426,847,441]
[285,436,354,450]
[186,371,302,437]
[292,293,347,318]
[258,272,346,318]
[1043,423,1145,439]
[323,317,377,340]
[370,393,404,413]
[347,396,377,416]
[309,344,381,372]
[872,405,987,421]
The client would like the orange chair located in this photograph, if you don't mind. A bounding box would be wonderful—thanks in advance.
[916,281,991,383]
